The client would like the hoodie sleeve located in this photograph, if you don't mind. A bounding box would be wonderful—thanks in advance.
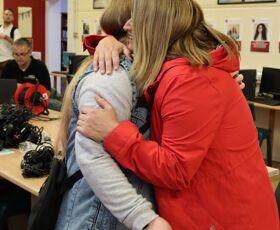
[74,69,158,230]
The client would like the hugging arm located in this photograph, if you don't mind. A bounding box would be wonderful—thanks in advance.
[74,70,171,229]
[91,37,245,88]
[78,74,223,190]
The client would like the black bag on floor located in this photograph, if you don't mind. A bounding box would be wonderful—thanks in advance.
[28,158,82,230]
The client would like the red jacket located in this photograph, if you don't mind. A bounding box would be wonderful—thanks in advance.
[104,47,279,230]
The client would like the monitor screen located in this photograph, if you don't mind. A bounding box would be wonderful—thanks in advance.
[259,67,280,98]
[240,69,256,101]
[68,55,88,74]
[62,52,76,69]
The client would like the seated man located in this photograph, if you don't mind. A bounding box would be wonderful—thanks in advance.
[1,38,51,93]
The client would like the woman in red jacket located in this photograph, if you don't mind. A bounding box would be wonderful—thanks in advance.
[77,0,279,229]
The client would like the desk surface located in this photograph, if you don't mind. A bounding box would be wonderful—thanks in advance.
[0,109,279,196]
[0,110,61,196]
[253,102,280,111]
[252,101,280,157]
[50,71,68,78]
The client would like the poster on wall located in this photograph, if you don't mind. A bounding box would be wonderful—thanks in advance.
[83,22,90,35]
[93,0,107,9]
[279,33,280,53]
[250,19,271,52]
[206,19,217,29]
[82,20,90,35]
[93,19,102,35]
[225,18,242,50]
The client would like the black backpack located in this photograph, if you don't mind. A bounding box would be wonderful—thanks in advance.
[0,25,17,39]
[28,158,82,230]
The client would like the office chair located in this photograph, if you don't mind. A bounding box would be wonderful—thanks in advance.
[48,88,62,111]
[0,203,8,230]
[68,55,88,74]
[67,55,88,84]
[240,69,257,101]
[275,182,280,218]
[248,102,272,166]
[241,69,273,166]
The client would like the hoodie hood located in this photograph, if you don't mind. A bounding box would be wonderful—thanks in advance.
[209,46,239,73]
[83,35,106,55]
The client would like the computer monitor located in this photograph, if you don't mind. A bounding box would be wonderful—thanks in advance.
[0,79,17,104]
[68,55,88,75]
[240,69,257,101]
[259,67,280,100]
[62,51,76,70]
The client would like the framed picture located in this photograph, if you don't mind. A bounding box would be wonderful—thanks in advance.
[93,0,106,9]
[218,0,276,4]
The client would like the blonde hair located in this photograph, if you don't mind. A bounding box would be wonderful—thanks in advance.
[131,0,239,95]
[54,57,92,156]
[54,0,132,156]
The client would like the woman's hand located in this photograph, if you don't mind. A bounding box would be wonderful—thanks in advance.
[231,71,245,89]
[93,36,132,75]
[77,96,119,142]
[145,217,172,230]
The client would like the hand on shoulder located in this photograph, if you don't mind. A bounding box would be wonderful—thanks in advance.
[93,36,132,75]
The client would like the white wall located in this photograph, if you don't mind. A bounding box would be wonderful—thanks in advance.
[61,0,67,12]
[45,0,67,94]
[68,0,105,54]
[0,0,3,25]
[67,0,77,53]
[46,0,64,71]
[18,7,32,37]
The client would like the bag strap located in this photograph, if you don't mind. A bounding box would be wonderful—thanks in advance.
[10,26,17,39]
[0,25,16,39]
[59,170,83,195]
[138,121,150,135]
[145,65,177,107]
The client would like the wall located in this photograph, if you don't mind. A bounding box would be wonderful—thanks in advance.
[0,0,3,25]
[46,0,67,72]
[201,1,280,70]
[18,7,32,37]
[68,0,105,54]
[4,0,46,62]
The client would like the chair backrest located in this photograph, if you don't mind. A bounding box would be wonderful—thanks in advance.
[275,182,280,218]
[240,69,257,101]
[68,55,88,75]
[247,101,256,121]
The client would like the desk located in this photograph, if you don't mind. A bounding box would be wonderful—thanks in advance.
[267,166,280,191]
[253,102,280,148]
[0,110,61,196]
[0,108,279,196]
[50,71,68,92]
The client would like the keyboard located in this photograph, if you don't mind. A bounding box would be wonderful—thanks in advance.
[253,97,280,106]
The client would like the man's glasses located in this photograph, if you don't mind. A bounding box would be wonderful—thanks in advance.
[13,51,30,58]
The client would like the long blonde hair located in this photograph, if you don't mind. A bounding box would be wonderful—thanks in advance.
[131,0,239,95]
[55,0,132,156]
